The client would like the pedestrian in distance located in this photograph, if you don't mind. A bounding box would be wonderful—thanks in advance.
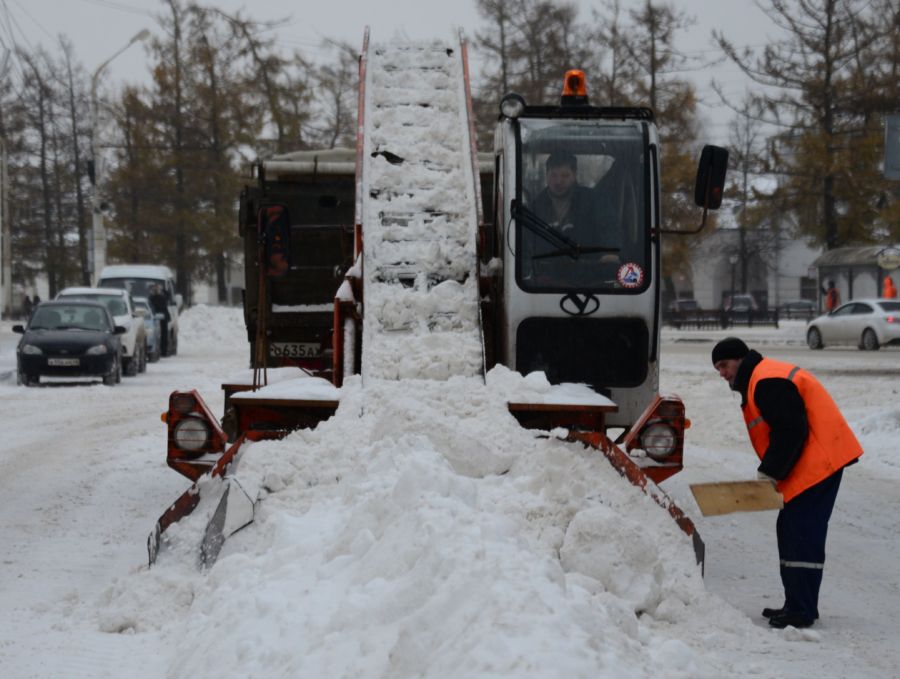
[711,337,862,629]
[148,284,171,356]
[883,275,897,299]
[821,280,840,311]
[21,295,33,320]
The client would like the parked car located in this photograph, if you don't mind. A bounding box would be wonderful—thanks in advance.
[806,298,900,350]
[779,299,816,320]
[133,296,162,363]
[723,293,759,312]
[56,287,147,376]
[669,298,699,312]
[13,300,125,386]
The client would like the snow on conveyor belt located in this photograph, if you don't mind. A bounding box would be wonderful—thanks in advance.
[360,40,483,382]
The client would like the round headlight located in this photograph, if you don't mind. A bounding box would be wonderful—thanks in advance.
[173,416,210,451]
[86,344,108,355]
[500,93,526,119]
[640,422,677,460]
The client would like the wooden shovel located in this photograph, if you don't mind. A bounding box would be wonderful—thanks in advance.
[690,480,784,517]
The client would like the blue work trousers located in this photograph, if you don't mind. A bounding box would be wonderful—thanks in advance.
[776,468,844,620]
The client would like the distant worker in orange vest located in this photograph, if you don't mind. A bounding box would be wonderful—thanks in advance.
[712,337,862,629]
[884,275,897,299]
[821,280,840,311]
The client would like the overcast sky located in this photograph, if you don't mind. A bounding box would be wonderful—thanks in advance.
[2,0,778,143]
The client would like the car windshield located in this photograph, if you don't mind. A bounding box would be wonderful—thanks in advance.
[100,277,164,299]
[30,305,110,331]
[62,293,128,317]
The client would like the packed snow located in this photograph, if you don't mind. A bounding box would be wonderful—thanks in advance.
[1,306,898,678]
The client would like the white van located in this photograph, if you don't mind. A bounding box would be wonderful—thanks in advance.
[98,265,182,356]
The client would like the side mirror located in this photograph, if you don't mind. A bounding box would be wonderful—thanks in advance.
[694,145,729,209]
[12,325,25,334]
[114,325,128,335]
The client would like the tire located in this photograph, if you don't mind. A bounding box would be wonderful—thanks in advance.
[861,328,880,351]
[103,356,120,386]
[807,327,824,350]
[17,370,36,387]
[124,350,138,377]
[138,343,148,373]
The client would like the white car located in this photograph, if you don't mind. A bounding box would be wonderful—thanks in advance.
[56,287,147,375]
[806,298,900,350]
[97,265,182,356]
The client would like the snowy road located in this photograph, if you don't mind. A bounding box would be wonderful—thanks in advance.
[1,311,898,677]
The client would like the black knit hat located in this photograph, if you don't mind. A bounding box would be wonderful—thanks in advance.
[711,337,749,364]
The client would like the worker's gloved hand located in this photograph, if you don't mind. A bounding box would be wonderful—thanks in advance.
[757,471,778,487]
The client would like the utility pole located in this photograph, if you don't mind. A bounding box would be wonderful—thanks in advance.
[89,29,151,282]
[1,138,11,319]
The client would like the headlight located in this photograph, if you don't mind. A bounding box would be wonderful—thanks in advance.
[20,344,43,355]
[640,422,677,460]
[86,344,108,355]
[173,416,211,451]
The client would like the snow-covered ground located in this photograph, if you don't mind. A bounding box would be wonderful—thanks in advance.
[1,308,898,678]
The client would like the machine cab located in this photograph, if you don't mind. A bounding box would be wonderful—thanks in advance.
[487,71,722,430]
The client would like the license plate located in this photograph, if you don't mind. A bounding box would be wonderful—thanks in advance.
[269,342,320,359]
[48,357,80,366]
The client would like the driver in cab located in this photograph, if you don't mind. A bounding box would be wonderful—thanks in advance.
[533,151,595,237]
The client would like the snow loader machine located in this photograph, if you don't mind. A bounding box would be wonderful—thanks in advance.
[149,31,727,570]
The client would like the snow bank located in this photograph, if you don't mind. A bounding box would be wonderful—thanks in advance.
[99,350,749,677]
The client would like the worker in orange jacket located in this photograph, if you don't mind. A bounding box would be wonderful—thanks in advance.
[822,280,840,311]
[712,337,862,629]
[884,275,897,299]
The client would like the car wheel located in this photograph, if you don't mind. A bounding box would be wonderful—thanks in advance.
[17,370,35,387]
[807,327,824,350]
[103,356,120,386]
[861,328,880,351]
[139,343,148,373]
[124,350,138,376]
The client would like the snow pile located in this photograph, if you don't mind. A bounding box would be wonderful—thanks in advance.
[99,366,748,678]
[179,304,246,353]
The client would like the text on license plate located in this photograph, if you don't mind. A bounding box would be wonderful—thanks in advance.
[269,342,319,358]
[48,357,80,366]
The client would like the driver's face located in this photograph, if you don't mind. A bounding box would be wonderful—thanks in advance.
[547,164,577,199]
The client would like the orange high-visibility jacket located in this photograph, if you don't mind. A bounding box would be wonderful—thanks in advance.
[884,277,897,299]
[743,358,862,503]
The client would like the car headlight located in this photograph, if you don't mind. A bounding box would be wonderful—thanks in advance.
[86,344,108,355]
[640,422,678,460]
[173,416,211,451]
[20,344,43,355]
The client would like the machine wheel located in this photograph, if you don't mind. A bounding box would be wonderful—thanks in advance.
[860,328,880,351]
[807,327,824,350]
[138,343,148,373]
[103,356,121,386]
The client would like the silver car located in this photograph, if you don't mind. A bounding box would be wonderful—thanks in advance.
[806,298,900,350]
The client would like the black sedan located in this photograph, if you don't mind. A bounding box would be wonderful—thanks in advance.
[13,301,126,386]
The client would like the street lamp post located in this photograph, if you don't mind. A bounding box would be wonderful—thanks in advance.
[729,254,738,298]
[89,29,151,283]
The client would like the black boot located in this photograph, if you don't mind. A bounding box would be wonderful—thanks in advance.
[768,612,815,629]
[762,606,784,619]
